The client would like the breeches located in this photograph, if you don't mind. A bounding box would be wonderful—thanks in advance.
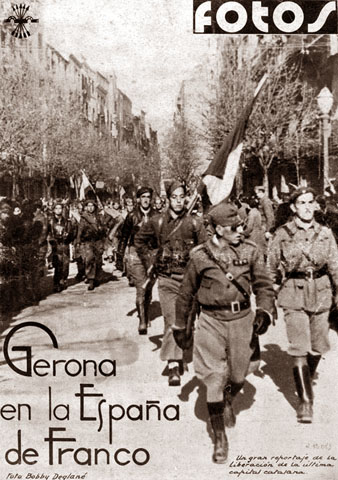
[158,275,184,362]
[80,242,102,280]
[127,251,154,305]
[283,309,330,357]
[52,244,70,284]
[193,310,254,403]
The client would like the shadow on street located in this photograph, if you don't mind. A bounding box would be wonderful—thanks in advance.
[260,343,298,411]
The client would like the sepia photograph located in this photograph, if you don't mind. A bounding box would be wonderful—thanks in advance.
[0,1,338,479]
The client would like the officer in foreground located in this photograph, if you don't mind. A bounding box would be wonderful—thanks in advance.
[268,187,338,423]
[173,203,275,463]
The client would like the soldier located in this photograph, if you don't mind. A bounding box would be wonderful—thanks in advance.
[76,200,106,291]
[134,181,205,386]
[0,200,15,320]
[254,186,275,239]
[117,187,156,333]
[173,203,275,463]
[47,200,73,293]
[268,186,338,424]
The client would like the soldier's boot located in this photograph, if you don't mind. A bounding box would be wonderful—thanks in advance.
[168,364,181,386]
[293,364,313,423]
[136,301,147,335]
[223,382,243,428]
[307,353,321,379]
[88,279,95,291]
[208,402,229,464]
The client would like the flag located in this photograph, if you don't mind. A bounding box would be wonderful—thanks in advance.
[281,175,289,193]
[79,171,91,200]
[119,186,126,201]
[202,75,267,205]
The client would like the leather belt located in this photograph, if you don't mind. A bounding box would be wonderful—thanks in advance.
[287,267,327,280]
[202,300,250,314]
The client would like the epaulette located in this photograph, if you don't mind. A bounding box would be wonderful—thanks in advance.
[190,244,205,255]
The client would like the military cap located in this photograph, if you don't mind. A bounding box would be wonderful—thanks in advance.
[136,186,153,198]
[208,202,242,227]
[290,186,317,204]
[166,180,186,198]
[84,199,97,207]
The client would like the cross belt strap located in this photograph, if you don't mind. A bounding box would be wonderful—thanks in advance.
[202,243,250,301]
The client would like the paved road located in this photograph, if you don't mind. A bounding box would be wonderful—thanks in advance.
[0,264,338,480]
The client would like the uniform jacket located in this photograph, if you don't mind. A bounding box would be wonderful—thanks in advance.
[267,218,338,311]
[175,236,275,325]
[243,207,266,247]
[48,215,73,245]
[76,213,105,243]
[134,209,205,275]
[259,196,275,232]
[118,206,156,257]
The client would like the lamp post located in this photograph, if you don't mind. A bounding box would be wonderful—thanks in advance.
[317,87,333,191]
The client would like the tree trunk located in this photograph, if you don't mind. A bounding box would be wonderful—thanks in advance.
[263,167,269,195]
[11,173,19,200]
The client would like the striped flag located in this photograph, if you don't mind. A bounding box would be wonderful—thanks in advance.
[79,171,91,200]
[202,75,267,205]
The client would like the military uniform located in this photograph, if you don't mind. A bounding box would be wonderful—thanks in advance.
[76,211,105,290]
[175,237,274,401]
[268,218,338,356]
[118,203,156,333]
[267,186,338,424]
[48,215,73,292]
[135,207,205,379]
[173,203,274,464]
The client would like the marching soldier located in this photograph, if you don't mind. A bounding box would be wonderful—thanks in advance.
[117,187,156,334]
[47,200,73,293]
[173,203,275,463]
[135,181,205,386]
[76,200,105,291]
[268,186,338,423]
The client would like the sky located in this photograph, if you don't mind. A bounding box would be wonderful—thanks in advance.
[40,0,216,135]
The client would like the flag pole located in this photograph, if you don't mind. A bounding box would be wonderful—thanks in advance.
[254,73,268,98]
[81,170,104,210]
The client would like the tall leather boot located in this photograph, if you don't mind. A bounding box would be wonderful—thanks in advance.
[136,301,147,335]
[223,382,244,428]
[307,353,321,379]
[293,365,313,423]
[207,402,229,464]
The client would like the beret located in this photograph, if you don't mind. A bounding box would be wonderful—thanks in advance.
[166,180,186,198]
[136,186,153,198]
[290,187,317,203]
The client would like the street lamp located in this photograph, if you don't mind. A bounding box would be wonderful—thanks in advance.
[317,87,334,190]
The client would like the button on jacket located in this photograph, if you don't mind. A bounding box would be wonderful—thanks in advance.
[267,218,338,311]
[175,237,275,325]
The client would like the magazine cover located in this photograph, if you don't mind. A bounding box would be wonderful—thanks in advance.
[1,1,338,479]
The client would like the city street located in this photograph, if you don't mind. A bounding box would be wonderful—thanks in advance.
[0,263,338,480]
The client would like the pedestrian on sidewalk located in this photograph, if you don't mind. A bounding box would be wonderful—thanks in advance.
[267,186,338,423]
[173,203,275,463]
